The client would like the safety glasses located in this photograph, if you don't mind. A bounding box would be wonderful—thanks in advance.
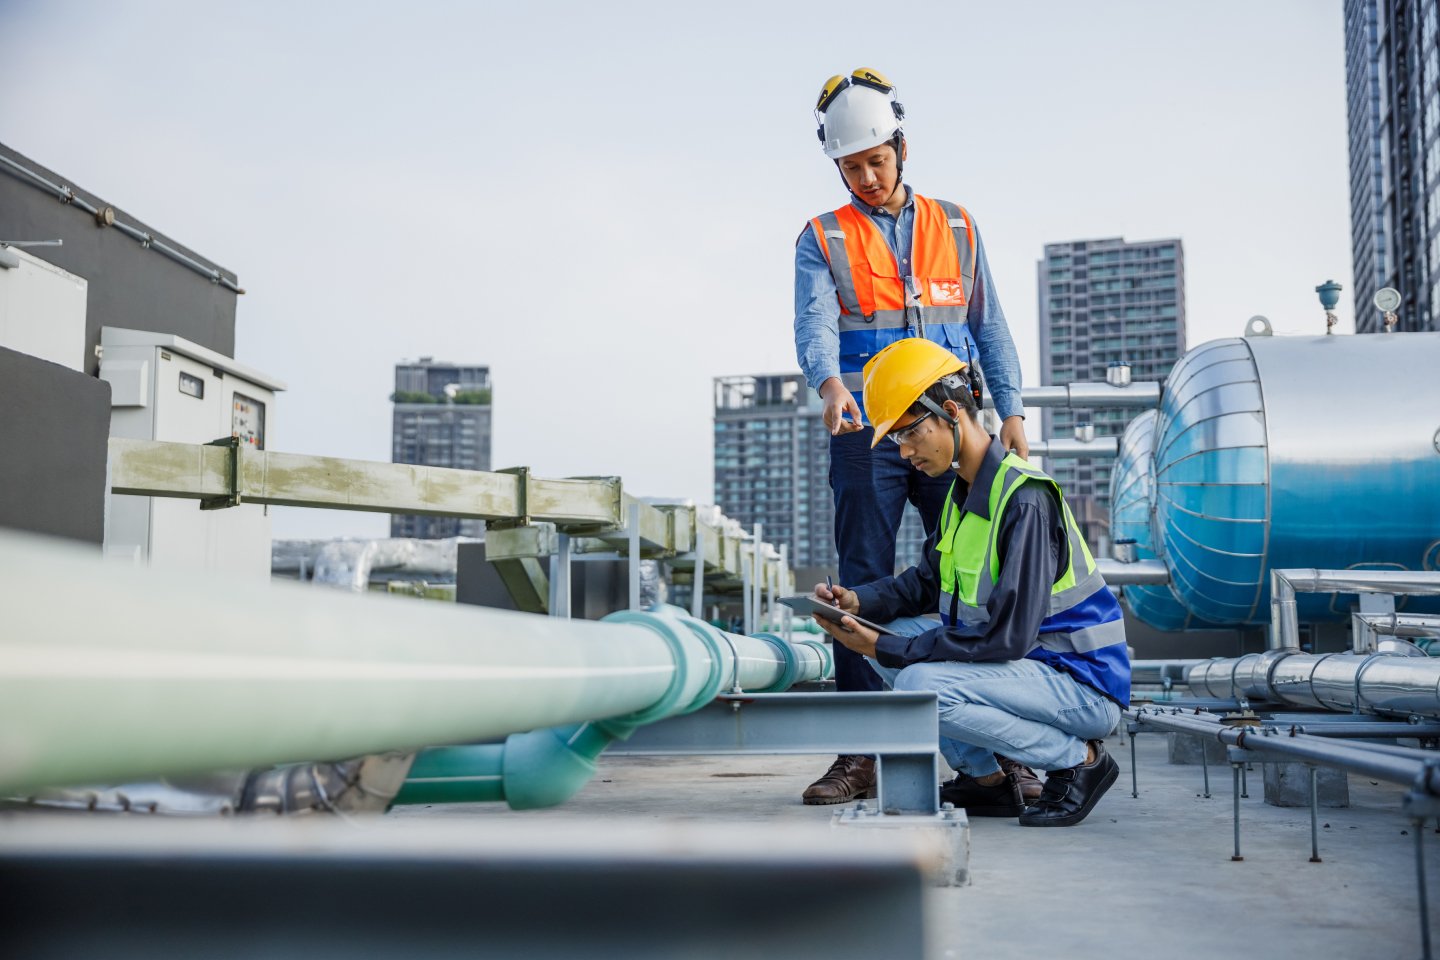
[815,68,896,113]
[887,409,935,446]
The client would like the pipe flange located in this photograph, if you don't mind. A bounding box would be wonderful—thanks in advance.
[1257,648,1299,701]
[750,633,799,692]
[601,610,692,725]
[669,615,729,714]
[1351,652,1392,715]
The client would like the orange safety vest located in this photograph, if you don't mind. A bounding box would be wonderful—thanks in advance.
[808,194,979,398]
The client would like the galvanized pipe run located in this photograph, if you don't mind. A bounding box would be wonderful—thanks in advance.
[984,381,1161,411]
[1095,558,1171,586]
[1270,568,1440,650]
[1126,708,1437,788]
[1025,437,1120,459]
[1187,650,1440,719]
[0,530,830,795]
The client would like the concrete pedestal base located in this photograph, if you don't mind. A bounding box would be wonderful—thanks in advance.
[1263,762,1349,808]
[833,803,971,887]
[1167,732,1228,765]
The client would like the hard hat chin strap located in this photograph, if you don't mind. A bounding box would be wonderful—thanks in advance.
[916,394,963,472]
[836,133,906,207]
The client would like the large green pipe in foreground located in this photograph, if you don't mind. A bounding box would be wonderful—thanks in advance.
[395,614,832,808]
[0,530,830,795]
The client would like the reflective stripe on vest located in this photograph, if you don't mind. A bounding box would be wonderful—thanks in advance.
[935,455,1126,658]
[809,195,980,404]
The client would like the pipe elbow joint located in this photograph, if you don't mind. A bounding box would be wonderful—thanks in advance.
[500,726,601,810]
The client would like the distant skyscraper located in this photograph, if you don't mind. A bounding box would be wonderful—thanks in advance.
[712,374,927,573]
[1037,237,1186,548]
[1344,0,1440,333]
[391,358,492,539]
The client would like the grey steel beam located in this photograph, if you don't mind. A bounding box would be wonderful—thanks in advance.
[607,692,941,815]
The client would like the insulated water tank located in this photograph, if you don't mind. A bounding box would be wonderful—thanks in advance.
[1109,409,1219,629]
[1123,331,1440,628]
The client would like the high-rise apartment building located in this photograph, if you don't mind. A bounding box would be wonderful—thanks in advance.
[713,374,927,573]
[390,358,492,539]
[1038,237,1186,548]
[1344,0,1440,333]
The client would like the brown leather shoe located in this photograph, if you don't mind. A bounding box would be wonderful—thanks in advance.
[997,755,1044,804]
[802,755,876,805]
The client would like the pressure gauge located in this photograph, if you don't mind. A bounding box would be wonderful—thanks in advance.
[1374,287,1402,313]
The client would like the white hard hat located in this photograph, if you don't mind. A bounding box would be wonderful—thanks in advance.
[814,68,905,160]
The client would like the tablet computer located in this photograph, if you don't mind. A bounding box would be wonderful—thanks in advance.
[778,595,898,636]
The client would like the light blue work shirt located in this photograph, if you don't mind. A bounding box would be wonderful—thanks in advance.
[793,184,1024,423]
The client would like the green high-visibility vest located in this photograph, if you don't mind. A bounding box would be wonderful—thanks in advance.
[936,453,1106,632]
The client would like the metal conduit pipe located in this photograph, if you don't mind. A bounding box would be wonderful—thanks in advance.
[1270,569,1440,650]
[393,617,831,809]
[1126,708,1439,789]
[1095,558,1171,586]
[0,530,829,795]
[1186,650,1440,719]
[1129,659,1209,685]
[0,153,245,294]
[1024,437,1120,459]
[983,381,1162,410]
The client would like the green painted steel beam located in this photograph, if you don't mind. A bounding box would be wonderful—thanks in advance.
[108,438,621,526]
[107,439,793,590]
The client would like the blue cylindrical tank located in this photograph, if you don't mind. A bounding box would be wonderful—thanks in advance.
[1110,409,1221,629]
[1132,331,1440,628]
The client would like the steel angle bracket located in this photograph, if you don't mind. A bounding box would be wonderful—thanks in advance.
[487,466,534,530]
[199,436,242,510]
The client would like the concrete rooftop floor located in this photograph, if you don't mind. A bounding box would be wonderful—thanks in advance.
[391,728,1440,960]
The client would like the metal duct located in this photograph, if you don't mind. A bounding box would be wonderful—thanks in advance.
[1113,332,1440,630]
[1108,410,1219,628]
[1186,651,1440,719]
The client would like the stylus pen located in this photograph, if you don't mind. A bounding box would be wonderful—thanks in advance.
[825,575,835,605]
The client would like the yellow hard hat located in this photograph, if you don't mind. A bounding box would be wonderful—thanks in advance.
[862,338,965,448]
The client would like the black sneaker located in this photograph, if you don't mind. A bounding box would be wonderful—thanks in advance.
[939,771,1023,817]
[1018,741,1119,828]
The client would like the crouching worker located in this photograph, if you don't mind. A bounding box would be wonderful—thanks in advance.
[809,337,1130,826]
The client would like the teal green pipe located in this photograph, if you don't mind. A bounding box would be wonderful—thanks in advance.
[394,607,831,810]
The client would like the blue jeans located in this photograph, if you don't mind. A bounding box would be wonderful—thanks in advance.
[867,616,1121,776]
[829,428,953,693]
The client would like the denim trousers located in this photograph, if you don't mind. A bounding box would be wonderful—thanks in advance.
[867,616,1121,776]
[829,428,953,693]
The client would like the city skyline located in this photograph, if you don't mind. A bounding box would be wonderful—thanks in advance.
[711,373,927,573]
[0,3,1353,539]
[1038,236,1187,550]
[390,358,492,540]
[1344,0,1440,333]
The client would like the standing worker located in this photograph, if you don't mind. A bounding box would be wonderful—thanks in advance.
[811,338,1129,825]
[794,68,1030,805]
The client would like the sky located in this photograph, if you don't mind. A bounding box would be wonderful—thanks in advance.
[0,0,1354,540]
